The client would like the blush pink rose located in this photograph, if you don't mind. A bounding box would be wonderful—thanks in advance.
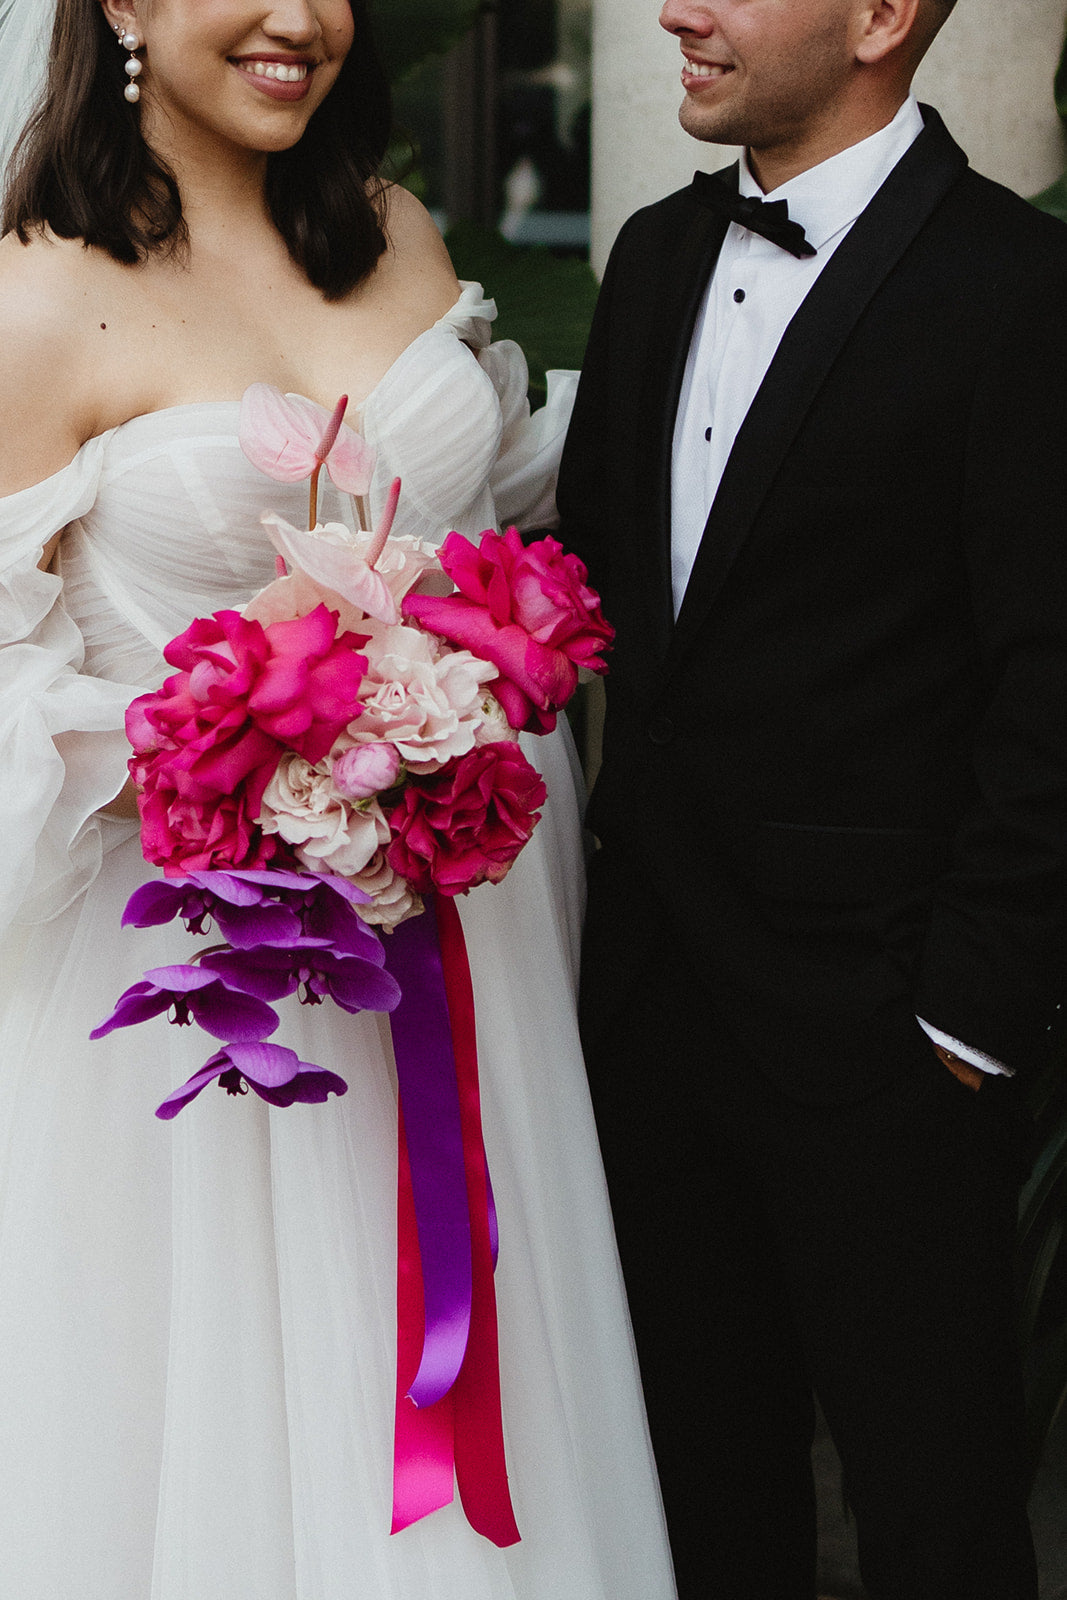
[257,753,389,876]
[352,623,496,774]
[401,527,613,734]
[333,743,402,800]
[346,849,423,929]
[384,740,546,896]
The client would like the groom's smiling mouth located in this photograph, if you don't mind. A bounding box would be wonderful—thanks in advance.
[681,54,736,87]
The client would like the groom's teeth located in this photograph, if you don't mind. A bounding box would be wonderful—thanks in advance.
[686,61,729,78]
[248,61,309,81]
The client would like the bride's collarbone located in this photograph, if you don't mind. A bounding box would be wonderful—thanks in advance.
[76,254,454,435]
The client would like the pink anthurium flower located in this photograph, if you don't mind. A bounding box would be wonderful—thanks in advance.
[261,513,401,625]
[239,384,377,529]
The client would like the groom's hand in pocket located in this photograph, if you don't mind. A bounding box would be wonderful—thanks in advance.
[933,1043,985,1093]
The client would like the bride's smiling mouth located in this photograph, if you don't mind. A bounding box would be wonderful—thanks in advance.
[229,54,317,100]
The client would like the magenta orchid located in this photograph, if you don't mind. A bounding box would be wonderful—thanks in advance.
[239,385,376,530]
[202,942,402,1015]
[121,867,373,951]
[90,965,280,1042]
[155,1041,349,1120]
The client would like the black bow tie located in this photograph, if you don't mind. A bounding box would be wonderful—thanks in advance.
[691,170,817,259]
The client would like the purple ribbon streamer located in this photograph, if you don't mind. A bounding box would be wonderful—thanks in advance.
[386,899,473,1408]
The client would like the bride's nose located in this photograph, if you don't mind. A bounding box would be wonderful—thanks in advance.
[260,0,322,45]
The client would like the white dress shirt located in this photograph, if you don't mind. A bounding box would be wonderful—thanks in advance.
[669,96,1008,1076]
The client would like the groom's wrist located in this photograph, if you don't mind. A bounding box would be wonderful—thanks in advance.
[933,1043,985,1093]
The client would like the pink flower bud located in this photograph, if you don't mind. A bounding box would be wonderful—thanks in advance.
[333,743,401,800]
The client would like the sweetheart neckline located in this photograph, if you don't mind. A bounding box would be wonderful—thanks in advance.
[0,284,497,506]
[85,280,489,451]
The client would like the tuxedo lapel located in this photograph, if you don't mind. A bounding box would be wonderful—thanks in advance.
[663,107,969,678]
[638,184,732,660]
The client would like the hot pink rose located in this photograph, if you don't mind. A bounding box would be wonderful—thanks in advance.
[401,527,613,734]
[384,740,546,896]
[127,605,367,873]
[131,766,292,876]
[163,606,368,765]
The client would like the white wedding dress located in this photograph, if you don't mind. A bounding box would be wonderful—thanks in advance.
[0,285,676,1600]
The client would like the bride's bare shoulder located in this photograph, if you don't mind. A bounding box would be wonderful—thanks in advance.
[0,232,108,489]
[0,228,99,332]
[377,183,460,318]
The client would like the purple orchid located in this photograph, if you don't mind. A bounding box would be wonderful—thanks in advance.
[201,944,401,1015]
[156,1041,348,1120]
[230,869,382,958]
[121,869,376,955]
[90,965,279,1042]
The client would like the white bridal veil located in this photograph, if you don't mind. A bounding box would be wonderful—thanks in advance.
[0,0,55,188]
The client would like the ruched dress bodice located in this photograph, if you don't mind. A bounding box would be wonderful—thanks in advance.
[0,282,577,929]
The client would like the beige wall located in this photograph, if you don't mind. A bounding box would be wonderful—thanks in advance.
[590,0,1067,274]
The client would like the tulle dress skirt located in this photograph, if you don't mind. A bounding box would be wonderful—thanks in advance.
[0,728,676,1599]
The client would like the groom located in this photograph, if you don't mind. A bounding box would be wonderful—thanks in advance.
[559,0,1067,1596]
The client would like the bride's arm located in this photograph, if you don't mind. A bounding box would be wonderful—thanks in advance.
[0,236,142,887]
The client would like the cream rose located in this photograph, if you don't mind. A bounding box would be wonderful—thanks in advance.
[348,850,423,929]
[259,753,389,877]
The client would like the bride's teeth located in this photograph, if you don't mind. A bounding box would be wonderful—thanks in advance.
[248,60,309,81]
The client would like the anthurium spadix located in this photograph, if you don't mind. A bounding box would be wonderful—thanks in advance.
[238,385,377,530]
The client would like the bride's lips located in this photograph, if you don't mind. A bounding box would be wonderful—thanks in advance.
[229,54,316,101]
[680,54,736,93]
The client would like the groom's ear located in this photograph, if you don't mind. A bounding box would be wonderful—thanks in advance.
[852,0,926,67]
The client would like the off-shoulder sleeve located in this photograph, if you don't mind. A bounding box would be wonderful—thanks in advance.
[0,440,141,934]
[441,282,579,532]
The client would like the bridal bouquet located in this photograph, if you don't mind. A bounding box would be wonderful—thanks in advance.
[92,382,612,1545]
[95,384,610,1094]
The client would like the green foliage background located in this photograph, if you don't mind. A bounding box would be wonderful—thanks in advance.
[371,0,482,82]
[376,1,600,399]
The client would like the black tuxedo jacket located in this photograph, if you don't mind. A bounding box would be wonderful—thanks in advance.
[559,108,1067,1099]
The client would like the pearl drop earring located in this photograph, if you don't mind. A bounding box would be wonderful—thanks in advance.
[114,20,142,102]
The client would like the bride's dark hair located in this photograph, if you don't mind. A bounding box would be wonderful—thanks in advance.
[2,0,391,300]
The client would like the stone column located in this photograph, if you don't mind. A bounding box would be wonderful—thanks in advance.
[590,0,1067,275]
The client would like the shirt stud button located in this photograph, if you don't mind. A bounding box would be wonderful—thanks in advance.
[704,426,712,442]
[733,288,746,303]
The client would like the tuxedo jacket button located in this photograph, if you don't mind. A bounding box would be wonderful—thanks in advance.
[648,715,676,745]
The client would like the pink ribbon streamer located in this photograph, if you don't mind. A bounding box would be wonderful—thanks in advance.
[389,895,520,1547]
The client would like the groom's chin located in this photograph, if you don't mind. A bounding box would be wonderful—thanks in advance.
[677,92,749,150]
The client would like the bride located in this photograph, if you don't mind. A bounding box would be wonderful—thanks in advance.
[0,0,678,1595]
